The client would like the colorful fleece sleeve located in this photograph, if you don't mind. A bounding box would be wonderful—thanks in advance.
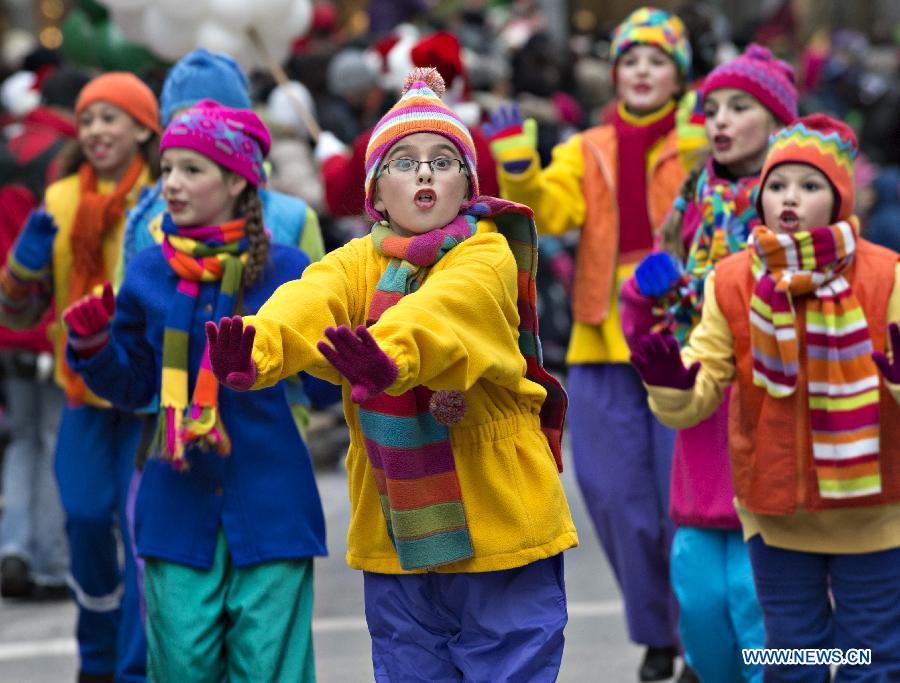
[496,132,587,237]
[645,271,736,428]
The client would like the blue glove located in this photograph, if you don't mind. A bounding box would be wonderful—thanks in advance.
[635,252,681,298]
[12,210,57,273]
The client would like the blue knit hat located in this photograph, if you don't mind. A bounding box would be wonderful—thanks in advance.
[159,48,251,126]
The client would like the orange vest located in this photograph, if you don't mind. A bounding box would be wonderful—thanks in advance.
[714,240,900,514]
[573,125,684,325]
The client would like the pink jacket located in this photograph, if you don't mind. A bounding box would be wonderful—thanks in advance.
[620,198,740,529]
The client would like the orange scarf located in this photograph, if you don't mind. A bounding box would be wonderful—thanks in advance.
[62,155,145,404]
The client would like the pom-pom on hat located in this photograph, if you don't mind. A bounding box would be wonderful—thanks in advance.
[610,7,691,79]
[76,72,160,134]
[159,48,251,127]
[701,44,797,125]
[160,99,271,187]
[364,67,479,221]
[757,114,858,222]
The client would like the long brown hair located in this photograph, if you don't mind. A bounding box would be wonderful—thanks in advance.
[659,155,708,261]
[234,184,269,289]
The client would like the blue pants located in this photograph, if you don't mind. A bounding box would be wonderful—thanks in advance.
[363,554,567,682]
[672,527,764,682]
[55,404,146,681]
[747,535,900,682]
[569,363,679,647]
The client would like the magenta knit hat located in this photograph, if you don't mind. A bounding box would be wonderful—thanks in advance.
[159,99,270,186]
[701,44,797,125]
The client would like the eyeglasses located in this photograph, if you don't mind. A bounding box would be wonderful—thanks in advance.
[376,157,469,178]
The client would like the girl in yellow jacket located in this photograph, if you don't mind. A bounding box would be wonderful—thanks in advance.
[485,8,691,679]
[0,72,159,681]
[206,68,577,682]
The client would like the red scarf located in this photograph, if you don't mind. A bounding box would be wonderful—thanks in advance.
[611,101,676,254]
[62,156,145,404]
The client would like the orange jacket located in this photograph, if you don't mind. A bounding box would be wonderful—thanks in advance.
[715,241,900,514]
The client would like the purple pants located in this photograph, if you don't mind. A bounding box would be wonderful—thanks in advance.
[363,554,567,682]
[569,363,678,647]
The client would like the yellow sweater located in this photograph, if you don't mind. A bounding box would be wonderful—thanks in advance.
[245,219,578,573]
[497,126,669,365]
[647,267,900,554]
[43,168,151,406]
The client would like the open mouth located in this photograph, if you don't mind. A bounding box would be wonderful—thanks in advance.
[414,189,436,209]
[87,142,112,159]
[713,135,732,151]
[167,200,188,213]
[778,210,800,231]
[633,83,651,94]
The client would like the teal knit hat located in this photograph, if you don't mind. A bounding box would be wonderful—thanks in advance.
[159,48,251,127]
[610,7,692,79]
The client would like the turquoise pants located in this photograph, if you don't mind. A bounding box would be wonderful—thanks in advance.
[144,531,315,682]
[671,527,764,683]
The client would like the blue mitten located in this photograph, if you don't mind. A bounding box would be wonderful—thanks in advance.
[635,252,681,298]
[11,210,57,274]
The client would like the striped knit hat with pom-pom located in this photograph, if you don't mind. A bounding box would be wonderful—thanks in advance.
[364,67,479,220]
[757,113,858,222]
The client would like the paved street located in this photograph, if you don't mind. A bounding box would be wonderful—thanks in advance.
[0,443,675,681]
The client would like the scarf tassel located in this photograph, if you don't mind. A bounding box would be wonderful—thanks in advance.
[181,404,232,456]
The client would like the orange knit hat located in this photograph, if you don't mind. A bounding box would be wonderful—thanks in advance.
[75,72,161,134]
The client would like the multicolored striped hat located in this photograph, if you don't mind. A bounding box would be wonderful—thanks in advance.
[758,114,858,222]
[610,7,691,78]
[364,67,478,221]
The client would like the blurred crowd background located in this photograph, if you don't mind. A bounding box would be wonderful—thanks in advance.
[1,0,899,451]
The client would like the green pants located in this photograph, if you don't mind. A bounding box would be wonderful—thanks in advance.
[144,531,315,682]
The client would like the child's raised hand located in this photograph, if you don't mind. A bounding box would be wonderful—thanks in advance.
[317,324,398,404]
[484,103,538,175]
[205,316,257,392]
[12,210,57,272]
[872,322,900,384]
[630,332,700,390]
[62,281,115,358]
[635,252,681,297]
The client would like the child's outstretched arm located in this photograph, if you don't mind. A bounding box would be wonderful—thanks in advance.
[634,270,736,429]
[0,209,56,329]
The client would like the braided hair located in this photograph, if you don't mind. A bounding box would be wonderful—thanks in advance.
[234,184,269,289]
[659,155,708,262]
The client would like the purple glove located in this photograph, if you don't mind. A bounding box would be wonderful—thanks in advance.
[205,316,257,391]
[317,324,398,403]
[63,281,115,358]
[631,332,700,390]
[873,322,900,384]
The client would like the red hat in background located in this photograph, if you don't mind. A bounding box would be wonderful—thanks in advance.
[411,31,468,99]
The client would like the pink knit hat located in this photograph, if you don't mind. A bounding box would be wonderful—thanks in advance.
[159,99,270,186]
[701,44,797,125]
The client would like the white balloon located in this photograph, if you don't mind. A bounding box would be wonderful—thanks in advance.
[100,0,146,11]
[154,0,208,23]
[142,6,199,62]
[253,0,310,44]
[206,0,257,30]
[196,21,249,64]
[110,6,146,44]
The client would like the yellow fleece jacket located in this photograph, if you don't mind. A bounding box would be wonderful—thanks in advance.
[245,219,579,573]
[647,267,900,554]
[42,168,151,406]
[497,126,669,365]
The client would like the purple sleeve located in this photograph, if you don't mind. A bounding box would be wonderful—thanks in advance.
[619,275,662,351]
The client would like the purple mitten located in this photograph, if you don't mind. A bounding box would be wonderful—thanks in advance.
[631,332,700,390]
[317,324,398,403]
[205,316,257,391]
[873,322,900,384]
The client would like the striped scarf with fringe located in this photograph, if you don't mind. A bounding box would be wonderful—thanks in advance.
[749,218,881,499]
[154,214,247,471]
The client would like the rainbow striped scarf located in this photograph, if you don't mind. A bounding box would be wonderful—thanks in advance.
[154,214,247,471]
[362,197,567,570]
[657,162,760,343]
[749,218,881,499]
